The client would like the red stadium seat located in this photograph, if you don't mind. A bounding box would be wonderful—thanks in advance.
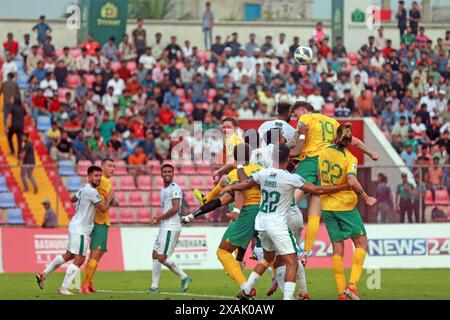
[196,165,212,174]
[174,176,187,188]
[109,207,119,224]
[67,74,80,89]
[176,88,186,100]
[84,74,96,88]
[69,48,81,59]
[111,176,120,190]
[111,61,121,72]
[183,102,193,114]
[150,192,160,205]
[137,175,152,190]
[137,207,152,223]
[126,61,137,74]
[190,176,204,189]
[180,165,196,175]
[154,177,164,190]
[435,190,449,205]
[115,192,126,205]
[119,208,135,223]
[425,190,434,205]
[114,160,128,175]
[76,160,92,176]
[298,65,308,75]
[175,62,185,70]
[154,207,164,218]
[120,176,136,191]
[129,193,143,206]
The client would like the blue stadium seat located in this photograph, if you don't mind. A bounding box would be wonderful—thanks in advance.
[58,160,76,176]
[0,192,16,208]
[7,208,24,225]
[0,175,9,192]
[67,175,82,191]
[37,115,52,132]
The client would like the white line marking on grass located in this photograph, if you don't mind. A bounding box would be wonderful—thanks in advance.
[96,289,235,300]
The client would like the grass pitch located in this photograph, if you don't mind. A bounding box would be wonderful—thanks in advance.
[0,269,449,300]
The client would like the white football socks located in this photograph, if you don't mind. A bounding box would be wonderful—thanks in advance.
[43,255,66,277]
[297,261,308,294]
[243,272,260,295]
[151,259,161,289]
[163,259,188,280]
[61,264,80,290]
[283,281,296,300]
[275,265,286,292]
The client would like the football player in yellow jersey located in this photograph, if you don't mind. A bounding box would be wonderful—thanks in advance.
[194,117,244,204]
[81,158,118,294]
[290,101,379,266]
[184,144,262,298]
[318,124,377,300]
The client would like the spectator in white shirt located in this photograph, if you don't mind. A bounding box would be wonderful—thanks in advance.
[274,33,290,62]
[351,74,365,99]
[248,62,263,83]
[231,61,248,83]
[410,115,427,143]
[314,52,329,74]
[351,61,369,85]
[233,47,251,71]
[2,53,18,81]
[374,27,387,50]
[249,48,265,73]
[107,72,125,96]
[182,40,193,59]
[181,60,196,88]
[370,50,385,75]
[102,86,118,114]
[419,88,438,116]
[40,72,58,98]
[237,100,254,119]
[254,103,271,119]
[307,87,325,112]
[275,87,293,104]
[437,89,448,117]
[197,60,215,81]
[335,74,352,99]
[138,47,157,70]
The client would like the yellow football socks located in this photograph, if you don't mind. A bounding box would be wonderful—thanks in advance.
[82,259,98,287]
[332,255,346,296]
[349,248,366,288]
[204,183,223,203]
[304,215,321,252]
[217,248,246,286]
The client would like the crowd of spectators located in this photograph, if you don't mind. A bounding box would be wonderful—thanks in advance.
[0,15,449,192]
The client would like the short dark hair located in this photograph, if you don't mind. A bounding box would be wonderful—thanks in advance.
[293,101,315,112]
[101,158,114,165]
[222,117,238,127]
[272,144,290,165]
[87,165,102,175]
[161,163,174,172]
[276,101,292,116]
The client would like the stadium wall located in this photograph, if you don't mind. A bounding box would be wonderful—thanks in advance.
[0,19,448,52]
[1,224,450,273]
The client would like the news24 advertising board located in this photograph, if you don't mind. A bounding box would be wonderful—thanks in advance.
[1,224,450,272]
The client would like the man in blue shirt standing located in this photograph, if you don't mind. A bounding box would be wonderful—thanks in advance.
[32,15,52,46]
[202,2,214,50]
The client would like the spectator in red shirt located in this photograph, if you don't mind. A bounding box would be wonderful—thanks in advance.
[81,34,101,56]
[126,74,141,95]
[159,102,175,125]
[3,32,19,57]
[48,96,60,113]
[64,114,82,139]
[31,88,48,119]
[117,60,131,80]
[318,36,332,59]
[129,116,146,139]
[382,39,394,58]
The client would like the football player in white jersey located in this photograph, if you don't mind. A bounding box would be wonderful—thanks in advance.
[149,164,192,293]
[35,165,114,295]
[257,101,297,148]
[225,144,349,300]
[249,128,309,298]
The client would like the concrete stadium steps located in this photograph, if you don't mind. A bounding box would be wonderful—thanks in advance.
[0,101,33,225]
[24,118,73,225]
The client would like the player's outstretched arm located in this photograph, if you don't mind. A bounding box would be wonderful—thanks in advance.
[213,163,236,181]
[225,178,258,192]
[301,182,350,195]
[181,192,234,224]
[290,124,308,158]
[347,174,377,206]
[351,137,379,161]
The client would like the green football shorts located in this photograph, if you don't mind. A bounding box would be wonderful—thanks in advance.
[322,207,367,243]
[222,205,259,248]
[90,223,109,252]
[295,156,319,186]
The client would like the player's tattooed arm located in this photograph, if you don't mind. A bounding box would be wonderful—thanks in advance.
[301,182,350,195]
[351,137,379,161]
[347,175,377,206]
[290,123,308,158]
[224,178,258,192]
[70,194,78,203]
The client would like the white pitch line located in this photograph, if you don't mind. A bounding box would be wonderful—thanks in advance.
[96,289,235,300]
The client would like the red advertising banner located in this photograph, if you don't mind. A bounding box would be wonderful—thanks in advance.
[1,228,124,273]
[238,119,365,165]
[244,225,354,269]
